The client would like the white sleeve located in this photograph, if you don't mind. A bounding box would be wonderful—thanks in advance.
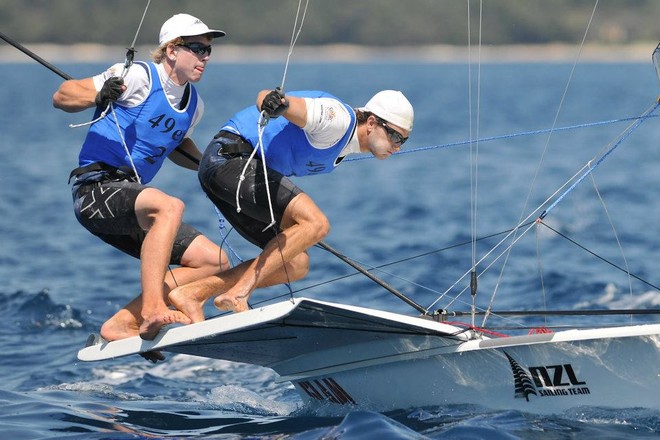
[92,63,150,107]
[303,97,352,149]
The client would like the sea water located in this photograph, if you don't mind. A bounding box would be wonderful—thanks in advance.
[0,61,659,438]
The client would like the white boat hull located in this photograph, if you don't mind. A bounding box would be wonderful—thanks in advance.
[78,297,660,414]
[286,326,660,413]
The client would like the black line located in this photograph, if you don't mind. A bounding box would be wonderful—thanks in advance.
[0,31,72,80]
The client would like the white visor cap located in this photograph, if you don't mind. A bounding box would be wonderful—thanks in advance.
[159,13,226,46]
[358,90,414,132]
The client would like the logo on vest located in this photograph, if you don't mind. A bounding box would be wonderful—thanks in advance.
[305,160,326,174]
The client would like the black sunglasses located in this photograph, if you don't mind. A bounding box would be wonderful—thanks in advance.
[375,117,408,146]
[177,42,212,56]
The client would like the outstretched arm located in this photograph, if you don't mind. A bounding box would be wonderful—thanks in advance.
[53,76,126,113]
[52,78,98,112]
[256,89,307,128]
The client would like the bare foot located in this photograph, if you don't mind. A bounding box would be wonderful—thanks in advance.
[213,293,250,313]
[168,285,207,323]
[99,315,166,362]
[139,309,192,340]
[100,314,140,341]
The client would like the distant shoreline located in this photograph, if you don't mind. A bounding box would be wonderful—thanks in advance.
[0,43,656,64]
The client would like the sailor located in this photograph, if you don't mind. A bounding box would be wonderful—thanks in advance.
[168,88,414,319]
[52,14,230,345]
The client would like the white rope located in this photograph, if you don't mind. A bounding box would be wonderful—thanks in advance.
[256,113,277,231]
[68,106,109,128]
[234,143,258,214]
[235,112,277,231]
[68,103,141,184]
[68,0,152,184]
[280,0,309,90]
[110,105,142,184]
[233,0,310,230]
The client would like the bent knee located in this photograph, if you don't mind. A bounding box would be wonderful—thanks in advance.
[289,252,310,280]
[138,189,186,225]
[181,235,231,273]
[163,196,185,218]
[312,215,330,242]
[153,196,185,228]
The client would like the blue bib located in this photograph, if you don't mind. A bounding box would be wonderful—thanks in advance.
[225,91,356,176]
[78,62,198,183]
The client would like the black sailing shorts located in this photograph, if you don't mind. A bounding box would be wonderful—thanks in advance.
[72,172,201,264]
[198,131,302,248]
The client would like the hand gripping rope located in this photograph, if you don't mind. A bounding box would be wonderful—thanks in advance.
[225,0,309,305]
[234,0,309,231]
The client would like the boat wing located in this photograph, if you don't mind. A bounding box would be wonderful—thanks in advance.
[77,297,467,365]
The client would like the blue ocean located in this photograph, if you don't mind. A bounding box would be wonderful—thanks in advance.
[1,59,659,439]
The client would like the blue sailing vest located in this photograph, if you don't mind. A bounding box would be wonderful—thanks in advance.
[224,91,356,176]
[78,62,198,184]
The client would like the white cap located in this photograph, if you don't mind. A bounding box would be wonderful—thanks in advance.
[358,90,414,131]
[159,13,226,46]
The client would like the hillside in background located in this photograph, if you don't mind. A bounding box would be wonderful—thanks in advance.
[1,0,659,47]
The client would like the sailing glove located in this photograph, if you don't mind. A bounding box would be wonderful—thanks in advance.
[95,77,124,108]
[261,87,289,118]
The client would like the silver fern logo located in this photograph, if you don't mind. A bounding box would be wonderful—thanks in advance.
[505,351,538,401]
[504,351,591,401]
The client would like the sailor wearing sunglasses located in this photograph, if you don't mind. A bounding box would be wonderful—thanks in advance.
[53,14,230,347]
[168,88,414,319]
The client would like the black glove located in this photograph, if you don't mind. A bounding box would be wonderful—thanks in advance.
[260,87,289,118]
[95,77,124,108]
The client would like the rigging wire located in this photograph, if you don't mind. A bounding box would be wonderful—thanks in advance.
[344,113,660,162]
[537,221,659,291]
[121,0,151,77]
[481,0,600,327]
[225,0,310,304]
[587,173,634,322]
[452,0,603,327]
[232,216,658,329]
[534,224,548,328]
[236,0,310,224]
[539,101,659,218]
[68,0,152,186]
[652,41,660,83]
[211,1,657,322]
[245,0,310,222]
[425,98,660,315]
[466,0,484,328]
[281,0,310,91]
[213,206,244,267]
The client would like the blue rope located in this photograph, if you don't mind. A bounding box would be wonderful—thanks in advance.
[345,113,660,162]
[212,205,244,267]
[211,105,659,279]
[540,101,660,219]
